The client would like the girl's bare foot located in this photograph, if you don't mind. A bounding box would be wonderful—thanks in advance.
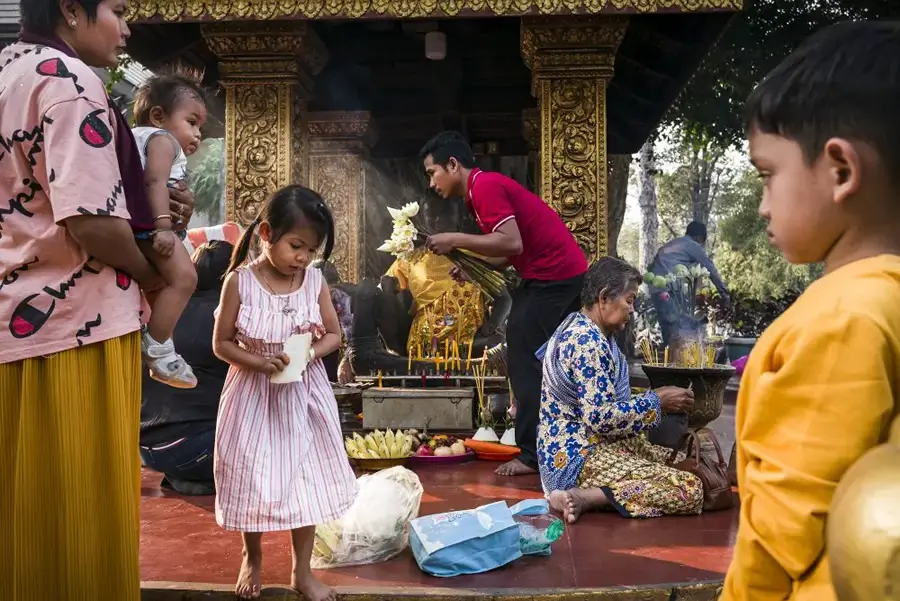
[235,553,262,599]
[292,569,336,601]
[495,458,537,476]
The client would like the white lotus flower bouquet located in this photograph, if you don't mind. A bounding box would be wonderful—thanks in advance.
[376,201,510,299]
[377,202,421,260]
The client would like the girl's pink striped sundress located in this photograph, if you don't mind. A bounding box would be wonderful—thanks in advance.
[214,266,358,532]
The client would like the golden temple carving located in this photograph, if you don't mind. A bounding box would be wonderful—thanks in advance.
[522,16,627,258]
[220,84,292,225]
[307,112,374,283]
[202,23,327,225]
[127,0,741,21]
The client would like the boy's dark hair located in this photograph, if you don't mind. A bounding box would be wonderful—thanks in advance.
[20,0,101,35]
[192,240,234,291]
[745,20,900,180]
[133,74,207,127]
[419,131,477,169]
[228,185,335,274]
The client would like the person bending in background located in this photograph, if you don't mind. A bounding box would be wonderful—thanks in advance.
[647,221,729,346]
[421,131,588,477]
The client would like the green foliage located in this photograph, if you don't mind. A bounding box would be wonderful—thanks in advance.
[105,54,133,95]
[655,167,690,239]
[668,0,880,147]
[187,138,226,220]
[654,128,735,249]
[714,168,822,298]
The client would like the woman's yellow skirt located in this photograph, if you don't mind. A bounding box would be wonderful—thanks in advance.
[0,332,142,601]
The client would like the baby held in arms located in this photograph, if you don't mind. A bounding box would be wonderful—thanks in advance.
[132,74,207,388]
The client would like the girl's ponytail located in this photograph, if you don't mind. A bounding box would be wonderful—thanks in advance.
[227,218,258,274]
[317,202,335,263]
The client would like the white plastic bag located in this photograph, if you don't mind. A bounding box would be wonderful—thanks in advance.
[312,466,424,569]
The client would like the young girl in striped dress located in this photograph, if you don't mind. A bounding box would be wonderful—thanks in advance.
[212,185,358,600]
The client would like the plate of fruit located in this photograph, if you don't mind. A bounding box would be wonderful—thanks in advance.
[344,429,415,471]
[408,431,475,464]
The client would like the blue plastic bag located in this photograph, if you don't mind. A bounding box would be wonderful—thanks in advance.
[409,498,561,577]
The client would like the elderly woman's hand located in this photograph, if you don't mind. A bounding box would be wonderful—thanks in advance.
[168,180,195,230]
[655,386,695,414]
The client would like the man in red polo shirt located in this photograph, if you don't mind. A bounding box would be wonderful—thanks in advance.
[421,131,588,476]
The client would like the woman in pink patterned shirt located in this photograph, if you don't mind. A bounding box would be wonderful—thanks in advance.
[0,1,193,599]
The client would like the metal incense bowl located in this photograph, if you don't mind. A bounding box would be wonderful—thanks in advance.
[640,364,735,428]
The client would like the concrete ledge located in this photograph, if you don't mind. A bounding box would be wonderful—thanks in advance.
[142,580,724,601]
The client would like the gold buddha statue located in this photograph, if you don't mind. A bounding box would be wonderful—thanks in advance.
[828,414,900,600]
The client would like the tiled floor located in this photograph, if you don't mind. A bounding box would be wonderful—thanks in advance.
[141,460,739,591]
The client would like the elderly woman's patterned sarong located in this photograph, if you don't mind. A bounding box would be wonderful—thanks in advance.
[578,436,703,518]
[537,312,703,518]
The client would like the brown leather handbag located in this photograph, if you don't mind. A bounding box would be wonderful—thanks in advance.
[667,428,735,512]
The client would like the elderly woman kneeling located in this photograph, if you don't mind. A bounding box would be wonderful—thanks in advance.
[538,257,703,523]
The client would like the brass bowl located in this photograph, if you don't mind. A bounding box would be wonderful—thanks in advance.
[828,421,900,601]
[641,364,735,428]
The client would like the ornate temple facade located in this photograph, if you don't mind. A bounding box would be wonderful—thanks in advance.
[126,1,740,281]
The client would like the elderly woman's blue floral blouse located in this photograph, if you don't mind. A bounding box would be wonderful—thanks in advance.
[537,312,661,493]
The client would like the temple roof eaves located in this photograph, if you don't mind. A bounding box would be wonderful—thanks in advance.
[126,0,741,23]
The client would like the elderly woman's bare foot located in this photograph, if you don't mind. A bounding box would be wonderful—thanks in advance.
[549,488,608,523]
[235,554,262,599]
[292,569,337,601]
[495,458,537,476]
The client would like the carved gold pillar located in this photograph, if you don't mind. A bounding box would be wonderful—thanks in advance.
[521,16,627,259]
[202,23,326,225]
[307,112,374,283]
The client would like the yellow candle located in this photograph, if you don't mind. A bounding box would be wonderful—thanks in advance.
[664,347,669,366]
[377,369,383,388]
[417,343,422,360]
[408,349,412,372]
[444,339,450,368]
[466,343,474,371]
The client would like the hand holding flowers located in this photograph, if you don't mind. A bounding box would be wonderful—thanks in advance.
[376,201,509,298]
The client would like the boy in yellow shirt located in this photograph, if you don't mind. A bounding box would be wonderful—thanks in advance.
[720,21,900,601]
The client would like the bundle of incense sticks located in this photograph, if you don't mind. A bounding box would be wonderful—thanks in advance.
[640,337,655,365]
[472,362,489,427]
[410,221,508,299]
[704,341,716,367]
[685,341,702,368]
